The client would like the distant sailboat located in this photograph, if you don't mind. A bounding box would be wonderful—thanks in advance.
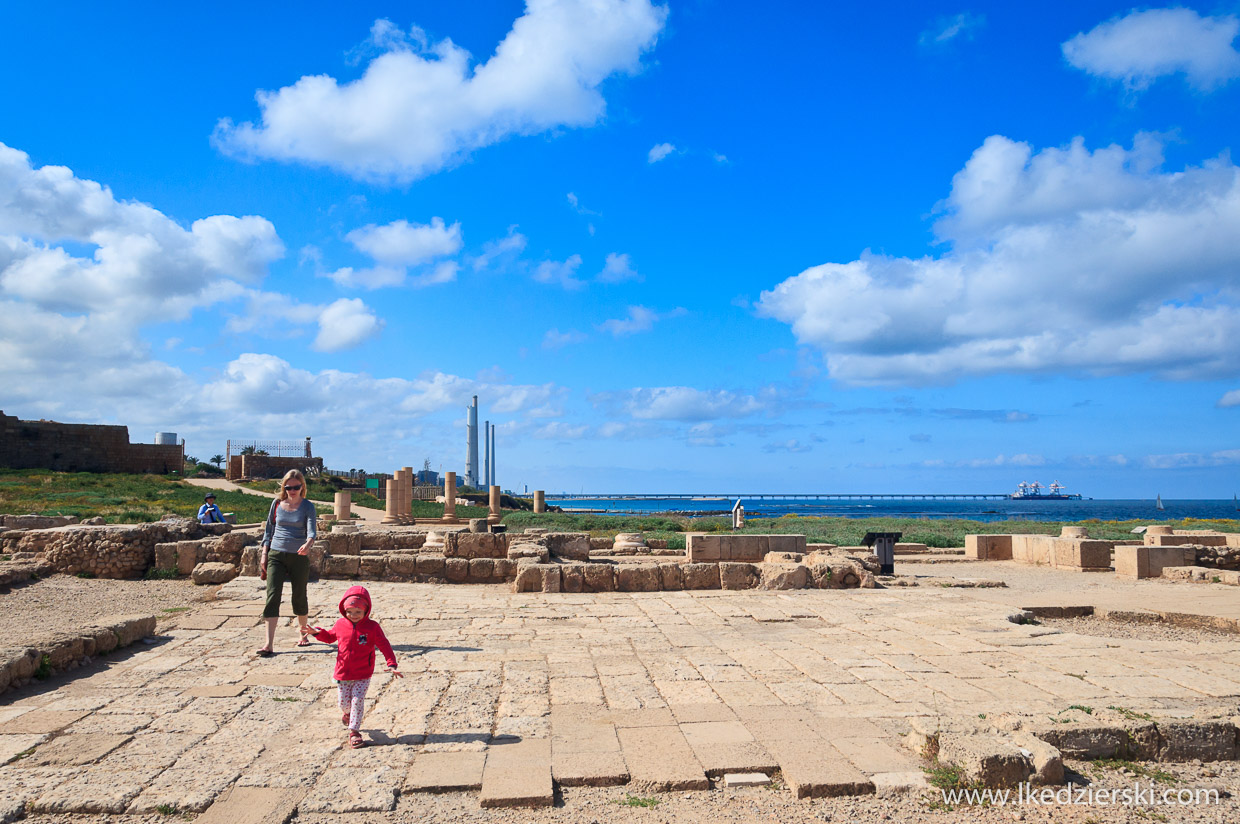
[1234,493,1238,512]
[1156,494,1164,511]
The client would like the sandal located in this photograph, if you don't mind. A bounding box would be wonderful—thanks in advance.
[342,712,351,727]
[255,647,274,657]
[296,637,312,647]
[348,730,365,749]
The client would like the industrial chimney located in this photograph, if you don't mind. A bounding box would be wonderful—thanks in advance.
[465,396,479,488]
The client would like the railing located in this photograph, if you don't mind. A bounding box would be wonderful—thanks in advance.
[227,438,310,458]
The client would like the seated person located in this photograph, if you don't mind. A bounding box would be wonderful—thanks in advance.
[197,493,225,524]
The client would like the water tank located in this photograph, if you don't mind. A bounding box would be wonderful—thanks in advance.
[154,432,178,445]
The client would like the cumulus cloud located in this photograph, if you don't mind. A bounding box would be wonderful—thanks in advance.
[597,252,641,283]
[597,304,685,336]
[214,1,668,182]
[533,254,584,290]
[313,298,385,351]
[327,217,462,289]
[647,142,676,163]
[757,133,1240,385]
[0,142,283,321]
[346,218,462,266]
[1063,8,1240,91]
[919,12,984,46]
[1217,389,1240,408]
[469,229,527,272]
[594,386,766,422]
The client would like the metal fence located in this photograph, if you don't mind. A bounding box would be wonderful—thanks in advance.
[227,438,311,458]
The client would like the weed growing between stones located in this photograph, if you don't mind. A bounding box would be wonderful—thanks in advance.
[145,567,179,580]
[612,794,661,808]
[1067,704,1094,715]
[162,606,190,613]
[33,653,51,680]
[1107,705,1155,722]
[75,571,95,578]
[1090,758,1179,785]
[7,747,36,764]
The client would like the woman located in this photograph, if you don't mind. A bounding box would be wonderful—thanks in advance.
[256,469,316,656]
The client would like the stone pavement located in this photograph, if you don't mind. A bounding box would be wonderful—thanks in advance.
[2,576,1239,816]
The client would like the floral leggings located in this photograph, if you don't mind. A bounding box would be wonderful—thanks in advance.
[338,678,371,731]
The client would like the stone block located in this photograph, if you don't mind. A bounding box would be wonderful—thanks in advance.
[938,733,1031,788]
[322,555,360,577]
[1010,732,1064,785]
[1147,545,1194,577]
[479,737,553,808]
[154,542,177,570]
[659,563,683,591]
[359,556,387,579]
[965,534,1013,560]
[1114,545,1146,579]
[451,533,506,560]
[176,541,205,575]
[766,534,807,555]
[686,533,720,562]
[759,563,809,590]
[539,564,562,593]
[508,542,549,562]
[444,558,468,582]
[581,563,615,592]
[513,562,542,593]
[415,555,444,576]
[561,566,584,593]
[617,564,661,592]
[1052,539,1112,570]
[724,535,768,562]
[682,563,721,590]
[386,554,417,578]
[1029,723,1133,760]
[493,558,516,579]
[468,558,495,581]
[1156,720,1236,762]
[547,533,591,562]
[719,562,759,590]
[191,562,238,585]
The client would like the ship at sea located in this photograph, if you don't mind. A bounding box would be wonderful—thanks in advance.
[1009,481,1083,500]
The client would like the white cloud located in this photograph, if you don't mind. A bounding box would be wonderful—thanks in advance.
[533,254,584,290]
[469,229,527,271]
[566,192,599,216]
[1218,390,1240,408]
[0,142,283,321]
[214,1,668,182]
[314,298,384,351]
[1145,449,1240,469]
[346,217,462,266]
[763,439,811,454]
[1063,8,1240,91]
[597,304,684,336]
[543,328,588,349]
[919,12,984,46]
[647,142,676,163]
[327,217,462,289]
[597,252,640,283]
[597,386,766,422]
[757,133,1240,385]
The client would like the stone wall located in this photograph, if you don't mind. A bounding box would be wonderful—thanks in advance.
[226,454,324,480]
[686,533,807,562]
[0,515,79,529]
[1,614,155,693]
[0,411,184,474]
[2,518,230,579]
[1008,535,1112,570]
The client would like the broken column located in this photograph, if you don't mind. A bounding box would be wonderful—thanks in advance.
[401,465,414,524]
[534,490,545,513]
[442,471,458,523]
[334,491,351,521]
[382,479,399,524]
[488,484,502,525]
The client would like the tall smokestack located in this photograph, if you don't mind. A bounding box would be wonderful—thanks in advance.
[489,422,496,488]
[483,419,490,491]
[466,395,479,488]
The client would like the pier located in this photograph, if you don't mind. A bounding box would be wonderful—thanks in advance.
[548,492,1011,501]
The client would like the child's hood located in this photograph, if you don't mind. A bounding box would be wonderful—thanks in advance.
[338,585,372,619]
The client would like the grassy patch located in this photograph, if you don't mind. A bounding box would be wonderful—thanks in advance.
[75,571,95,579]
[34,653,51,680]
[162,606,190,613]
[612,794,661,808]
[6,746,37,764]
[1066,704,1093,715]
[1107,705,1154,722]
[155,803,180,815]
[1090,758,1179,785]
[145,567,180,580]
[0,469,272,523]
[271,696,301,702]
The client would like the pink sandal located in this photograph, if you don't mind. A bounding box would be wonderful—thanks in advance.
[341,712,350,727]
[348,730,365,749]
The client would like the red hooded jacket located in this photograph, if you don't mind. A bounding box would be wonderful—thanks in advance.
[311,585,397,681]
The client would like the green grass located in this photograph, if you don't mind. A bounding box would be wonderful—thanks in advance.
[0,469,273,523]
[1107,705,1154,722]
[162,606,190,613]
[145,567,180,580]
[612,794,661,808]
[1090,758,1179,785]
[34,654,51,680]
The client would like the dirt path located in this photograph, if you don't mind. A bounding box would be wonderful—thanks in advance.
[183,478,386,522]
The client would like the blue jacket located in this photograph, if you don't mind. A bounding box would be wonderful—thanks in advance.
[197,502,224,524]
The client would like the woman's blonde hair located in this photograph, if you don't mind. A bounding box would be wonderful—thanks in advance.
[277,469,307,502]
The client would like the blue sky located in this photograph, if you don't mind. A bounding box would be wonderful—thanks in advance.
[2,1,1238,496]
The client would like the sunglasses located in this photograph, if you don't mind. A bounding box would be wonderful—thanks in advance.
[284,484,303,491]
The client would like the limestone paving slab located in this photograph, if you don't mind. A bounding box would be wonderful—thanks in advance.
[478,737,553,808]
[26,731,130,765]
[405,750,487,792]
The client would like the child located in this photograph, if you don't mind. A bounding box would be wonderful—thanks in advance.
[302,585,401,748]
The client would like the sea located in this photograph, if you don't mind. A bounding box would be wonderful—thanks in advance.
[545,496,1240,523]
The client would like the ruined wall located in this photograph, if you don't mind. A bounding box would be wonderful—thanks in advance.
[226,454,324,480]
[0,411,183,474]
[2,518,229,578]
